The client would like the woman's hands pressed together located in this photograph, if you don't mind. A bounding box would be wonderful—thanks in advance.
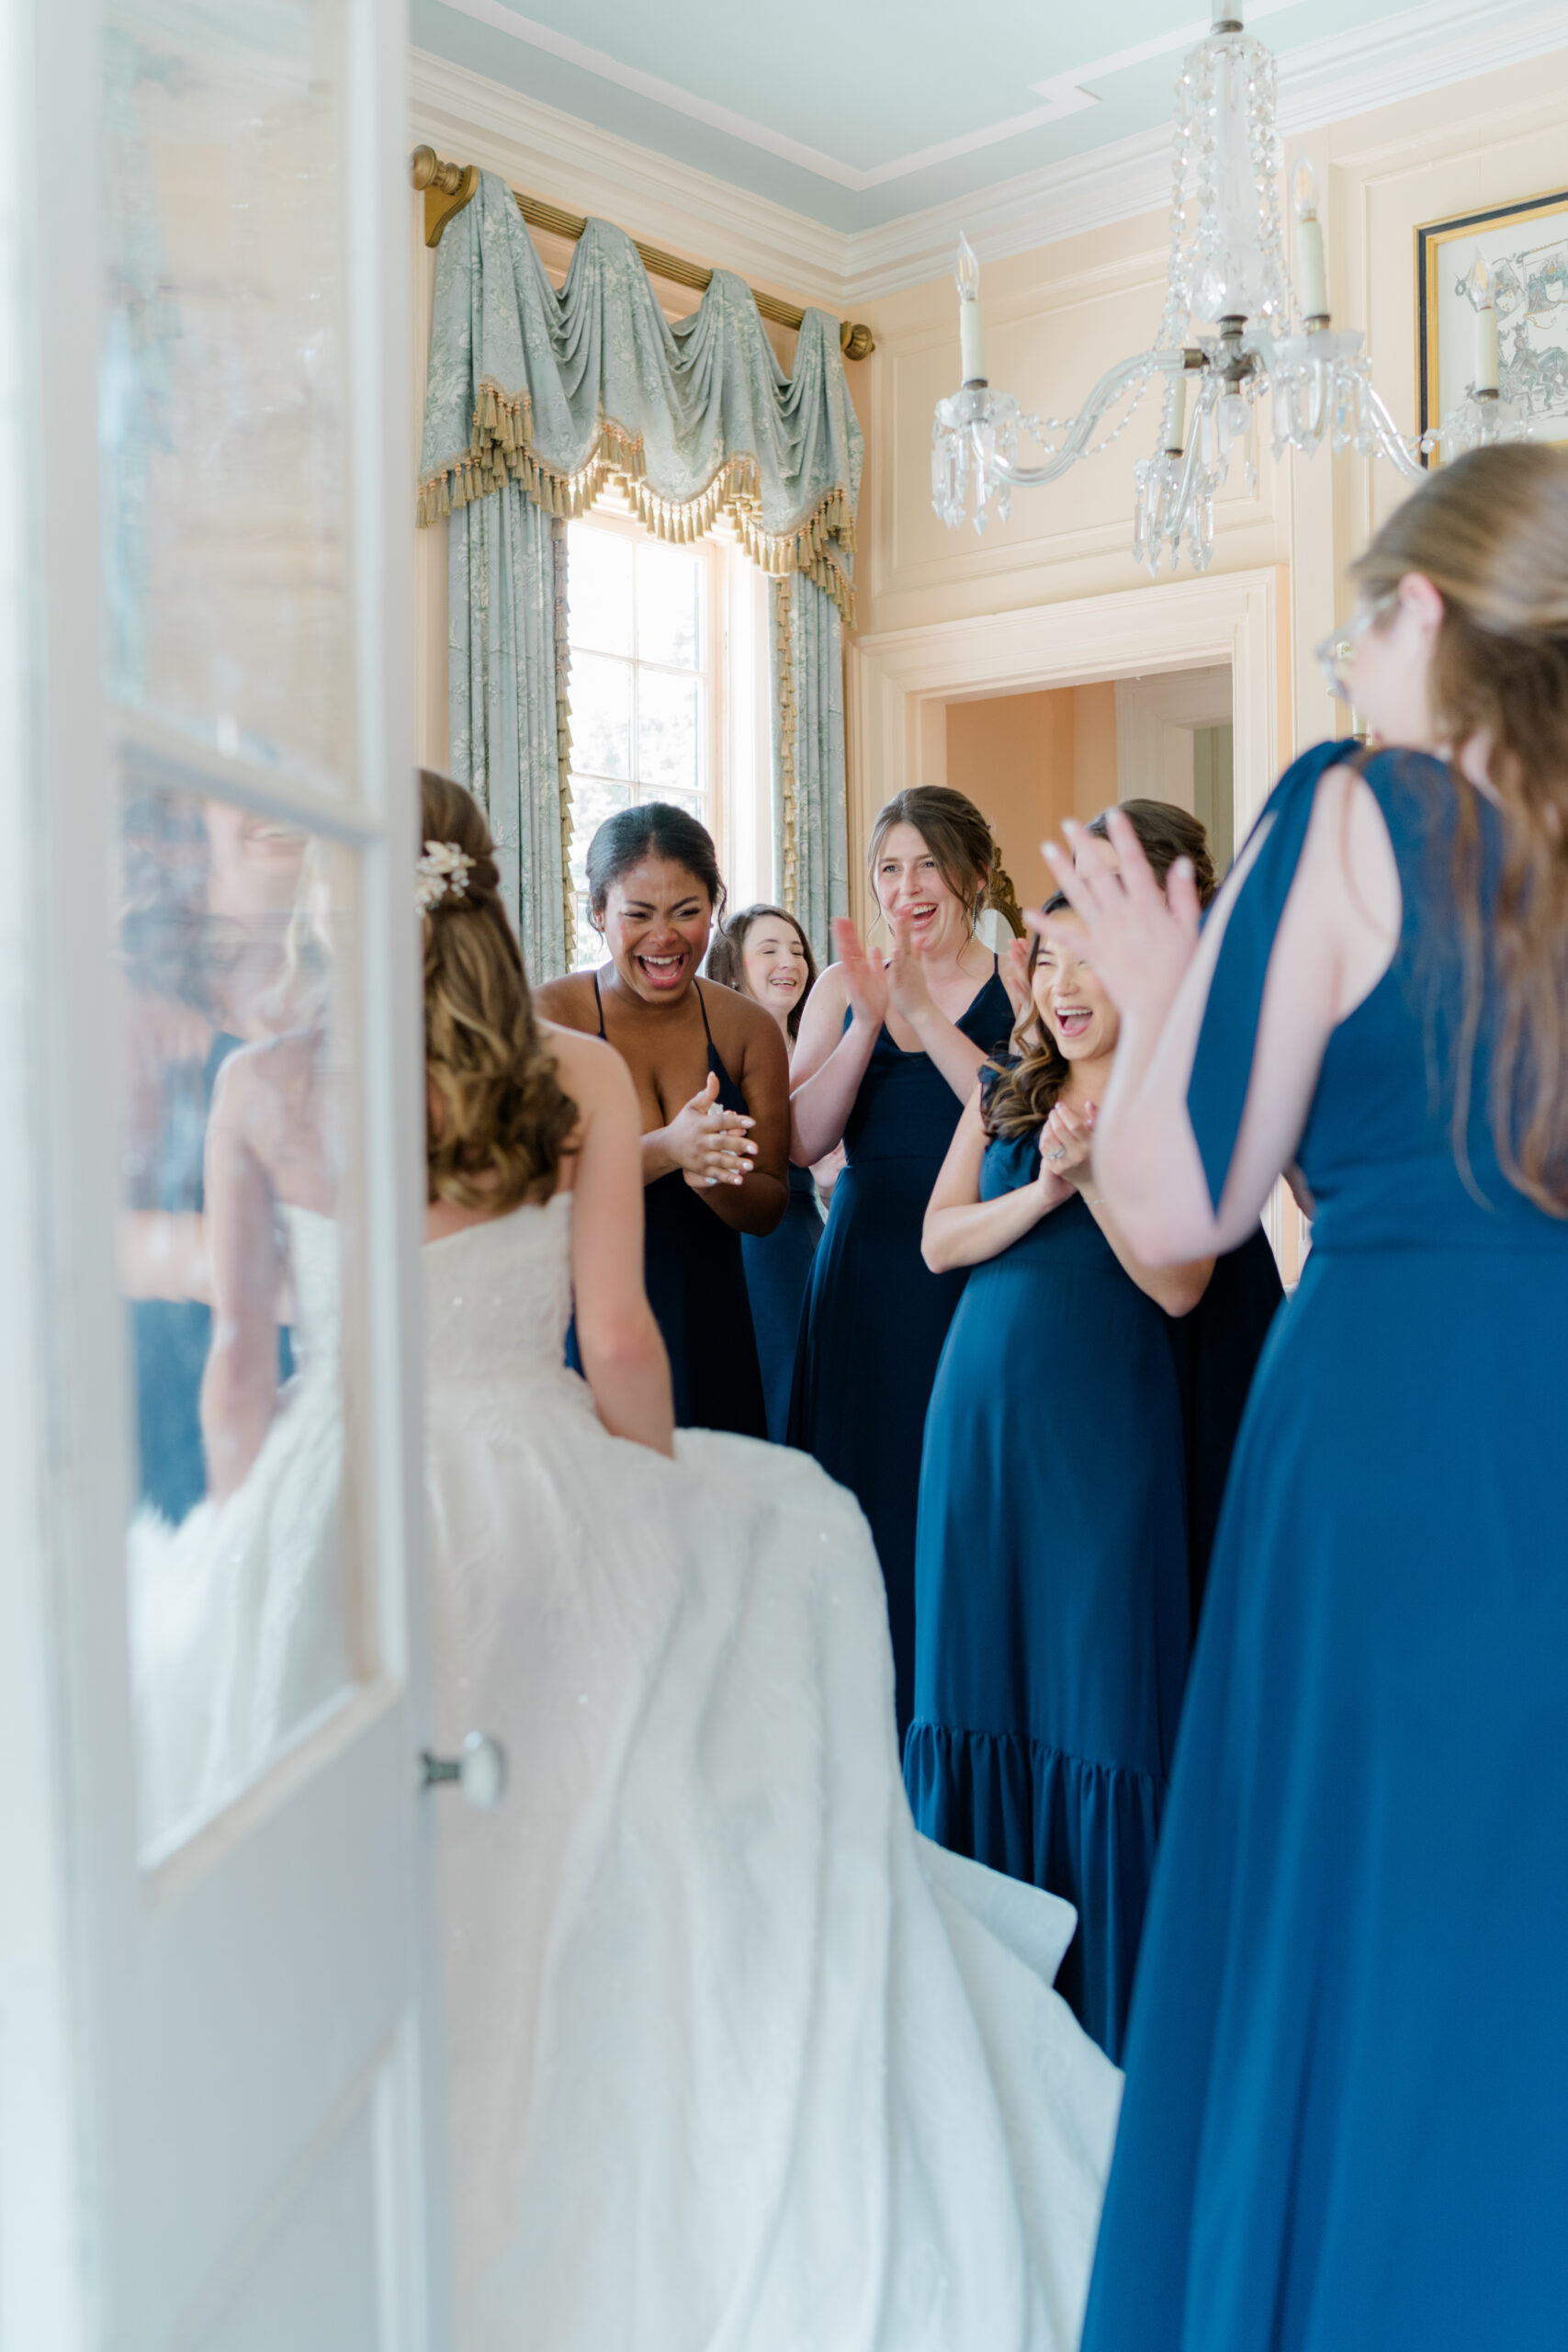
[1039,1097,1096,1189]
[664,1069,759,1189]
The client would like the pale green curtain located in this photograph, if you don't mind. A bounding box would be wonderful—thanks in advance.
[448,489,571,975]
[771,574,848,965]
[419,169,862,970]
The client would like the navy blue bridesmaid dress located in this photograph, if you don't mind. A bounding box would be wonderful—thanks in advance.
[903,1118,1191,2061]
[1168,1222,1283,1627]
[788,967,1013,1738]
[741,1160,820,1442]
[1083,741,1568,2352]
[572,973,768,1439]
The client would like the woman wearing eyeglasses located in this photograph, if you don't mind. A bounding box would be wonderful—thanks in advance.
[1062,443,1568,2352]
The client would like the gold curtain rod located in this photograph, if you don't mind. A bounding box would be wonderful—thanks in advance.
[411,145,875,361]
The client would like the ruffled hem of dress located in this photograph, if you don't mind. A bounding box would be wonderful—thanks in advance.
[903,1717,1168,2063]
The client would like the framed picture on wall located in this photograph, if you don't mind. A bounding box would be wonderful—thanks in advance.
[1416,187,1568,460]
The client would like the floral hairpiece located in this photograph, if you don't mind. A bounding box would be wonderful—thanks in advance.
[416,840,476,914]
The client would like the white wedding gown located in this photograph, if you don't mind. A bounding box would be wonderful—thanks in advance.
[425,1190,1122,2352]
[130,1203,347,1846]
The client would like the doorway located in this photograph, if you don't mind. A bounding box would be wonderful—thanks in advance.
[941,664,1235,924]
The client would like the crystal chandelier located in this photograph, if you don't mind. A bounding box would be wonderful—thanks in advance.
[932,4,1536,574]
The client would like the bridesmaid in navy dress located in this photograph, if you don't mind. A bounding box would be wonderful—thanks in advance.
[1055,444,1568,2352]
[788,786,1013,1737]
[706,904,831,1442]
[536,805,787,1438]
[907,865,1213,2060]
[1080,803,1284,1625]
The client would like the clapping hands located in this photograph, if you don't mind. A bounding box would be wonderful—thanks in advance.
[832,910,935,1034]
[669,1070,758,1189]
[832,917,890,1031]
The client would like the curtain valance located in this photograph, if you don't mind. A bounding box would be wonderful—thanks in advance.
[418,173,862,627]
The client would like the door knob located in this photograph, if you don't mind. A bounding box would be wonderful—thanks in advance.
[421,1732,508,1810]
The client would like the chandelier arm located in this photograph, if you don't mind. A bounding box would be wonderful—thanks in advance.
[987,349,1190,489]
[1172,379,1220,511]
[1354,384,1427,484]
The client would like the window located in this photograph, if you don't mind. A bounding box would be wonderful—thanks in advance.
[566,518,714,969]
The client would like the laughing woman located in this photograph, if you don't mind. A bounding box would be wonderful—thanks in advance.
[788,787,1014,1738]
[906,846,1214,2062]
[536,805,787,1438]
[707,904,829,1442]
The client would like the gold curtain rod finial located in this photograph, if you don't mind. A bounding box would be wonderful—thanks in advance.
[411,143,468,197]
[412,145,479,244]
[840,321,876,362]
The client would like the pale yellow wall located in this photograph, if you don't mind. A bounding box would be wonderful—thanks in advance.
[944,683,1118,910]
[848,44,1568,766]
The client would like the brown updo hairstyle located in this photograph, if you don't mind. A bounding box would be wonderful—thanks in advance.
[985,800,1215,1142]
[706,903,819,1040]
[420,769,578,1209]
[866,786,995,933]
[1348,442,1568,1213]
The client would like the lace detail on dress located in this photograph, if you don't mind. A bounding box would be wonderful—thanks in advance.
[423,1191,578,1397]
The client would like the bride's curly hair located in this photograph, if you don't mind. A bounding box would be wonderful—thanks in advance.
[420,770,578,1208]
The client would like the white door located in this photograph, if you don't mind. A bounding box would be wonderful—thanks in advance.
[0,2,456,2346]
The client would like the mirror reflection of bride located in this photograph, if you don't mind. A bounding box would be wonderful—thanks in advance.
[416,771,1121,2352]
[130,845,348,1846]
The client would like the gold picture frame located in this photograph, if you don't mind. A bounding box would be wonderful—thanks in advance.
[1416,186,1568,462]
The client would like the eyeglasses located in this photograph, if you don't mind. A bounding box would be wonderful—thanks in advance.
[1315,590,1398,701]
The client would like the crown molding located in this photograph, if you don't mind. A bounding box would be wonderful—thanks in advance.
[841,0,1568,298]
[1278,0,1568,135]
[409,50,853,310]
[412,0,1568,311]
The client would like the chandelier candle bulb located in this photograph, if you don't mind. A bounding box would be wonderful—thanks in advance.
[954,234,987,385]
[1165,370,1189,457]
[1292,159,1329,323]
[1466,250,1499,396]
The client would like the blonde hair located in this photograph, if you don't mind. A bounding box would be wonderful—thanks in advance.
[1351,443,1568,1213]
[420,770,578,1209]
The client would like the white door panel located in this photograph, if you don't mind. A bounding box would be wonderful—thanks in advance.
[0,0,451,2342]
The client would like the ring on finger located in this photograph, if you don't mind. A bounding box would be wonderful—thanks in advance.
[1046,1143,1067,1162]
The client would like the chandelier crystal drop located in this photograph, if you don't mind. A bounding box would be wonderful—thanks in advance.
[931,4,1536,573]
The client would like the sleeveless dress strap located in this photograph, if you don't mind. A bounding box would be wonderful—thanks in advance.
[1187,736,1359,1212]
[694,978,716,1045]
[592,971,607,1040]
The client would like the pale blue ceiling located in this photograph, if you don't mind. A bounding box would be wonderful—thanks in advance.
[412,0,1439,232]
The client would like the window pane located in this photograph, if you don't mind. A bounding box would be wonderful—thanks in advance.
[637,668,700,797]
[568,773,634,972]
[101,2,354,792]
[121,767,366,1855]
[570,652,633,781]
[567,525,633,656]
[569,771,634,861]
[635,541,700,670]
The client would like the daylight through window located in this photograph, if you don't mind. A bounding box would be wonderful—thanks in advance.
[567,520,710,970]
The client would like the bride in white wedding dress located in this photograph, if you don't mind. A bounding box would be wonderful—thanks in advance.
[418,773,1121,2352]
